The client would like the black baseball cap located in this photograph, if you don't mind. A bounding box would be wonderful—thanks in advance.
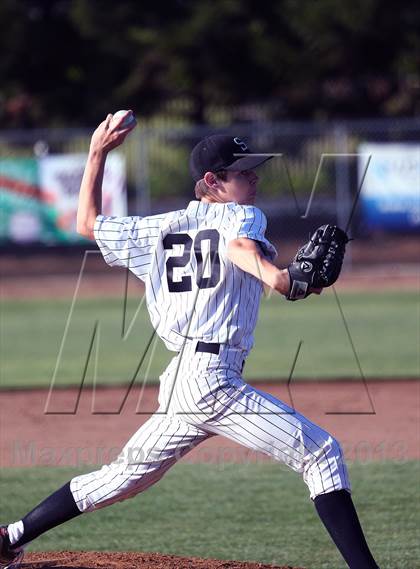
[189,134,272,181]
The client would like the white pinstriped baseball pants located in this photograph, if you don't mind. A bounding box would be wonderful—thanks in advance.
[70,342,350,512]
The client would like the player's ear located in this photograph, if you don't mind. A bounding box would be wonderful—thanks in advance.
[203,171,220,189]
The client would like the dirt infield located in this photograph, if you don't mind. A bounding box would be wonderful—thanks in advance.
[1,380,418,469]
[1,380,417,567]
[21,551,304,569]
[1,240,419,300]
[1,263,419,299]
[2,378,416,569]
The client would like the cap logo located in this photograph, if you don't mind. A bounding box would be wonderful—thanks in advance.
[233,137,248,152]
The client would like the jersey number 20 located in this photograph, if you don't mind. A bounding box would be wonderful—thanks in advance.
[163,229,220,292]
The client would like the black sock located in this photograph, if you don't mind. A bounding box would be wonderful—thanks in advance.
[314,489,379,569]
[13,481,82,548]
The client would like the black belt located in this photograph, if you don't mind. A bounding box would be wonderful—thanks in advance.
[196,341,220,355]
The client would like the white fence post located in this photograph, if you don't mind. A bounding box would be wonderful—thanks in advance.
[334,123,353,270]
[134,128,151,215]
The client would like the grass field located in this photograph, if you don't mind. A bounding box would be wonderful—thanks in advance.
[1,461,418,569]
[1,291,418,388]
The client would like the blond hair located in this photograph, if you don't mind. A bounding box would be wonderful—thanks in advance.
[194,170,228,200]
[194,179,208,200]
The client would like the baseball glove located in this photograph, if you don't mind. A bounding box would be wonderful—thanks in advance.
[286,224,349,301]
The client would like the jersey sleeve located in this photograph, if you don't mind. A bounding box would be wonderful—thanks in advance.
[94,214,163,281]
[228,205,277,259]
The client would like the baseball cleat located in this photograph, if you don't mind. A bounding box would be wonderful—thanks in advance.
[0,527,24,569]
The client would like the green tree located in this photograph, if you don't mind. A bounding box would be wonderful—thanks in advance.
[0,0,418,127]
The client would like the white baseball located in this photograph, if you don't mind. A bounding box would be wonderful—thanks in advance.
[111,110,136,131]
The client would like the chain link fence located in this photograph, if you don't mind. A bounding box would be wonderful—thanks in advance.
[1,117,419,268]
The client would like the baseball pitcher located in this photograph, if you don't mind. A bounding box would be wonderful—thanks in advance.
[1,112,380,569]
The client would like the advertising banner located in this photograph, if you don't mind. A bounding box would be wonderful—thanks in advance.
[358,143,420,231]
[0,157,60,244]
[0,153,127,245]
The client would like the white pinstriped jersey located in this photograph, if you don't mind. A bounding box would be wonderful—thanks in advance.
[94,201,277,354]
[72,203,350,515]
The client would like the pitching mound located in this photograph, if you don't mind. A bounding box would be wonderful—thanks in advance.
[23,551,305,569]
